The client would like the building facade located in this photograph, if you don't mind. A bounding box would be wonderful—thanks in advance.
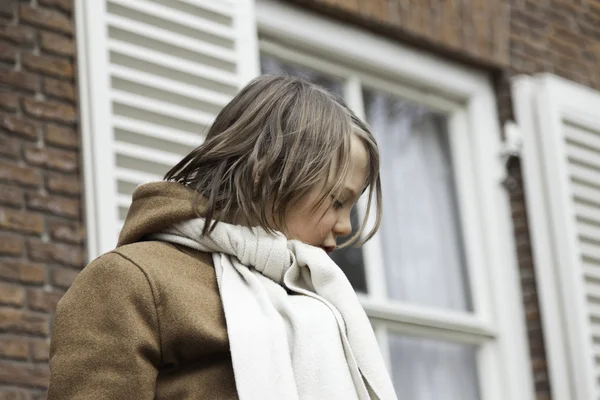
[1,0,600,398]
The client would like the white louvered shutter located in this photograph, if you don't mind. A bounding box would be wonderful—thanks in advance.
[512,74,600,400]
[77,0,259,259]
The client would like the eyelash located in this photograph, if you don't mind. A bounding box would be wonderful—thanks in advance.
[332,199,344,210]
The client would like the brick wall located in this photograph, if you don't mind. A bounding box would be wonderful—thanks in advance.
[291,0,511,68]
[284,1,600,399]
[0,0,82,398]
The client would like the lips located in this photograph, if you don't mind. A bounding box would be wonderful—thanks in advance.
[321,246,336,254]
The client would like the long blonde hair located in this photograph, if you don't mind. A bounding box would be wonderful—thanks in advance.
[165,74,382,247]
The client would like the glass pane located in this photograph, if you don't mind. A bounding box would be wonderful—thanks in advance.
[260,55,367,293]
[363,88,472,311]
[389,334,480,400]
[260,55,344,96]
[330,207,368,293]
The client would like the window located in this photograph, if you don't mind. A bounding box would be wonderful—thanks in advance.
[261,48,484,400]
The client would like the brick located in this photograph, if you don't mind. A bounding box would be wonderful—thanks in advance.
[49,219,84,243]
[0,233,24,256]
[0,308,49,336]
[0,260,45,284]
[0,3,13,19]
[0,133,20,159]
[0,391,29,400]
[0,207,44,234]
[439,1,462,48]
[42,77,75,101]
[0,25,36,47]
[22,98,77,124]
[40,31,74,57]
[0,69,40,92]
[31,392,47,400]
[27,288,63,313]
[0,92,19,112]
[0,283,25,307]
[19,4,73,35]
[27,239,84,267]
[46,172,80,195]
[49,266,79,289]
[0,183,23,207]
[26,192,80,219]
[0,41,17,65]
[0,390,30,400]
[40,0,73,13]
[0,360,50,388]
[44,123,77,149]
[0,159,42,187]
[0,337,29,360]
[23,143,78,172]
[30,339,50,362]
[0,114,38,140]
[22,53,73,79]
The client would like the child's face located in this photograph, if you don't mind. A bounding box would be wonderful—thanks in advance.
[284,134,368,253]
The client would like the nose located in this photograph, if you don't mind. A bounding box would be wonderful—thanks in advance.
[334,213,352,238]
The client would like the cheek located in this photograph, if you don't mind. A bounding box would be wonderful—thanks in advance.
[316,211,337,234]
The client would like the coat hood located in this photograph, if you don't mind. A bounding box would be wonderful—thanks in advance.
[117,181,204,247]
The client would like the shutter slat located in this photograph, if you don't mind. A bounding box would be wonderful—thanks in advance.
[573,182,600,209]
[578,221,600,242]
[113,116,202,148]
[108,0,236,41]
[567,142,600,172]
[116,168,163,186]
[107,14,237,64]
[570,163,600,189]
[587,281,600,303]
[115,141,183,166]
[575,201,600,225]
[590,303,600,321]
[565,124,600,152]
[581,241,600,264]
[183,0,234,16]
[584,264,600,282]
[109,65,231,108]
[117,193,131,208]
[111,91,215,126]
[590,324,600,343]
[108,40,238,89]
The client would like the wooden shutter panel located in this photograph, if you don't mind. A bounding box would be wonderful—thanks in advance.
[513,74,600,400]
[77,0,259,259]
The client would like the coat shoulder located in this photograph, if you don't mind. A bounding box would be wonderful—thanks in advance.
[113,241,215,285]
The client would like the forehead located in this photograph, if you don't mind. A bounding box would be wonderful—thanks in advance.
[342,135,369,195]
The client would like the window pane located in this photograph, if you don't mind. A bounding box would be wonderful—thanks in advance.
[389,334,480,400]
[260,55,344,96]
[260,55,367,293]
[330,207,368,293]
[363,88,472,311]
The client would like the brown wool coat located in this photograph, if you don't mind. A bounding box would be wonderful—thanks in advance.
[48,182,238,399]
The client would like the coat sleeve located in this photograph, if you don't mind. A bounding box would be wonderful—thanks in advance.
[48,252,161,399]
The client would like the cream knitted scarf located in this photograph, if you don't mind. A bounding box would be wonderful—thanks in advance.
[150,219,397,400]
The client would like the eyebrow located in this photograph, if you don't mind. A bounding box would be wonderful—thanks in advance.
[340,187,359,200]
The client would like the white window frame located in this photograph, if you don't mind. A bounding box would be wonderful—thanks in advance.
[257,1,534,399]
